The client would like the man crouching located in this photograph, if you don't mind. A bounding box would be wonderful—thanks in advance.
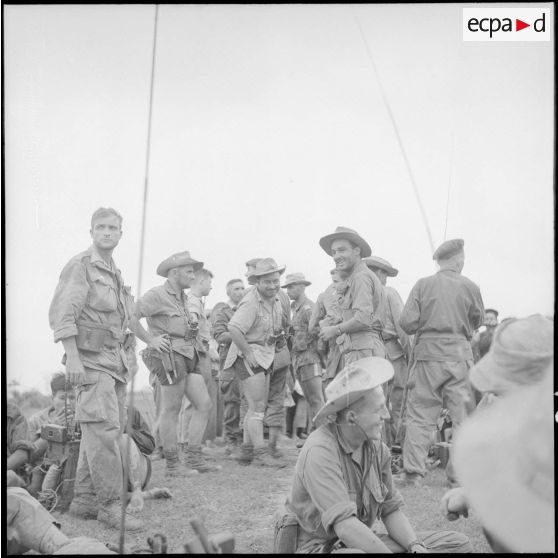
[281,357,472,553]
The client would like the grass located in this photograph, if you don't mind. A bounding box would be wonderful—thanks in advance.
[48,435,490,554]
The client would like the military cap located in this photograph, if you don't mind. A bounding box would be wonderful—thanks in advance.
[432,238,464,261]
[156,251,203,278]
[246,258,286,281]
[281,272,311,288]
[313,357,393,425]
[363,256,398,277]
[319,226,372,258]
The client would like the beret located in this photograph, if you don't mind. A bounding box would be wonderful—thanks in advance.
[432,238,464,261]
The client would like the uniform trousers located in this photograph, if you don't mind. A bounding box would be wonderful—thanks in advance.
[403,360,473,479]
[74,369,126,508]
[220,365,242,445]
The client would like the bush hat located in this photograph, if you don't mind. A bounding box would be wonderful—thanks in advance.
[281,272,311,288]
[156,251,203,278]
[470,314,553,395]
[246,258,286,281]
[313,357,393,425]
[454,366,554,553]
[432,238,464,261]
[319,226,372,258]
[363,256,398,277]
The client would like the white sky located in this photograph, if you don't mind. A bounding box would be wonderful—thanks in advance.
[3,3,554,393]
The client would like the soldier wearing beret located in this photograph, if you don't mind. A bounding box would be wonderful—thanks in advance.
[364,256,412,450]
[318,226,387,367]
[135,251,218,476]
[281,273,325,429]
[396,239,484,487]
[48,207,164,531]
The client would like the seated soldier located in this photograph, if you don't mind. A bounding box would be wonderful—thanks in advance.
[7,402,36,482]
[281,357,472,553]
[7,486,114,555]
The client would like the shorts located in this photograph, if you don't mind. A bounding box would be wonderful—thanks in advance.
[226,357,268,382]
[141,350,201,386]
[295,363,322,383]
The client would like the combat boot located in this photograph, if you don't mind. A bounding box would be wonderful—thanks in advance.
[164,449,188,478]
[268,440,285,459]
[235,443,254,465]
[69,495,99,519]
[252,446,287,468]
[183,445,222,473]
[97,501,144,532]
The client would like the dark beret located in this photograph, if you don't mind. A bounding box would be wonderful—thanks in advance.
[433,238,464,261]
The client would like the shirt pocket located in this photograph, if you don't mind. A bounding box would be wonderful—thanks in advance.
[87,272,118,312]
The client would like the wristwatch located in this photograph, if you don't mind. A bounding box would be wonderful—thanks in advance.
[336,325,343,336]
[407,540,426,553]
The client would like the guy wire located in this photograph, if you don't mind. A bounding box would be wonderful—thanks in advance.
[351,7,436,255]
[119,4,159,553]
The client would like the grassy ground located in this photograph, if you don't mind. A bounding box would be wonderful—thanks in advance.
[49,435,491,554]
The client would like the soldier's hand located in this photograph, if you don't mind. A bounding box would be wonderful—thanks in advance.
[148,335,171,353]
[440,487,469,520]
[243,350,258,370]
[66,357,86,386]
[7,470,27,488]
[319,325,339,342]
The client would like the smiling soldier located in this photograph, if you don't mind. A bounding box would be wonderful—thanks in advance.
[318,226,387,367]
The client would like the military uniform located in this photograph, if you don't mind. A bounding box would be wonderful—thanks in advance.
[49,245,135,509]
[399,239,484,479]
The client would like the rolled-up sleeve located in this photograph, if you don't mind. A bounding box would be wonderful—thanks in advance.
[228,298,257,335]
[301,446,357,537]
[135,290,160,319]
[49,260,89,342]
[400,282,421,335]
[350,275,375,328]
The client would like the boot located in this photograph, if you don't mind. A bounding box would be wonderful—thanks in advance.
[164,449,188,478]
[183,445,222,473]
[38,525,70,554]
[97,501,144,532]
[69,495,99,519]
[252,446,287,468]
[235,443,254,465]
[268,440,285,459]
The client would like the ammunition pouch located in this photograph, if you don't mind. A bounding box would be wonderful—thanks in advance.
[273,508,299,554]
[76,321,125,352]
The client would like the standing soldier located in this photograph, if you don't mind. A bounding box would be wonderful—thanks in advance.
[364,256,412,448]
[318,226,387,366]
[309,268,347,385]
[245,258,291,460]
[135,251,218,476]
[211,278,246,455]
[281,273,324,426]
[48,207,167,531]
[396,239,484,487]
[224,258,288,467]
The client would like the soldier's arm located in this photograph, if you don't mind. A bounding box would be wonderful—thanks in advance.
[131,292,170,353]
[211,304,232,344]
[388,290,411,355]
[399,282,421,335]
[308,294,325,332]
[334,275,374,334]
[468,286,485,332]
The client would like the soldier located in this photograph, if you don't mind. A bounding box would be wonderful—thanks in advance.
[471,308,499,363]
[318,226,387,366]
[48,207,166,531]
[136,251,218,476]
[244,258,291,460]
[364,256,412,448]
[308,268,347,385]
[211,278,246,455]
[281,273,324,426]
[396,239,484,487]
[224,258,288,467]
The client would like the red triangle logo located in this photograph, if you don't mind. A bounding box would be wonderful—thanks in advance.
[516,19,530,31]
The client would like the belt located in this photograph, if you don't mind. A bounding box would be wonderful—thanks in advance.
[417,333,468,341]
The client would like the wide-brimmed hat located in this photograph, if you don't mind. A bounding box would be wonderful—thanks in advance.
[454,366,554,553]
[246,258,286,281]
[319,226,372,258]
[156,251,203,278]
[363,256,398,277]
[470,314,553,395]
[432,238,464,261]
[313,357,393,425]
[281,272,311,288]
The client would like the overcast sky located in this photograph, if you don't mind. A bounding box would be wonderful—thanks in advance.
[3,3,554,392]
